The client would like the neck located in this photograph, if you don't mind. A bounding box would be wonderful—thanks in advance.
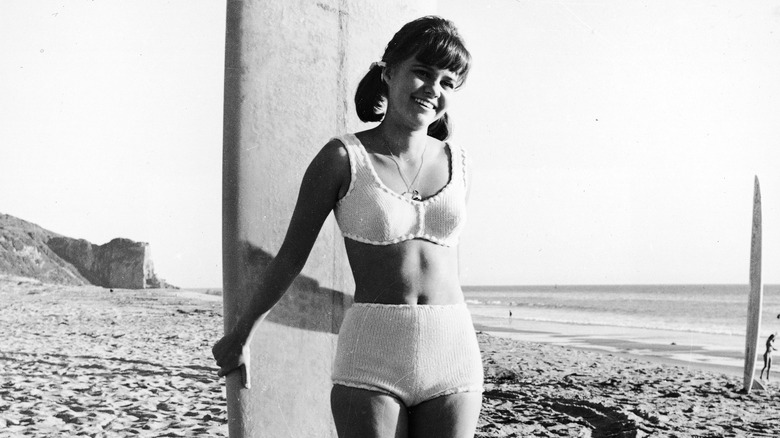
[376,123,428,156]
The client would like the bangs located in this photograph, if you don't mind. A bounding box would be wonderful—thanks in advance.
[413,32,471,85]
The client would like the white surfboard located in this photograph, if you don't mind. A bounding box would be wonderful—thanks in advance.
[220,2,435,436]
[743,176,764,393]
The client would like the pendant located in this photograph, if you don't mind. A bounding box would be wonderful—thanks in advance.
[405,190,422,201]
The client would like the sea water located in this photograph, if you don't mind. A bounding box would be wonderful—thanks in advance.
[198,284,779,372]
[464,284,780,372]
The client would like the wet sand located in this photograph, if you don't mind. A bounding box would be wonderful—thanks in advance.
[1,278,778,437]
[469,304,748,377]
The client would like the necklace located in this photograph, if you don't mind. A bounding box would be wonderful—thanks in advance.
[381,138,427,201]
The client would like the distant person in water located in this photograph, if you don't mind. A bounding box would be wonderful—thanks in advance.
[760,333,776,381]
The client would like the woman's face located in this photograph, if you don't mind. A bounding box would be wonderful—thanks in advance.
[382,56,460,132]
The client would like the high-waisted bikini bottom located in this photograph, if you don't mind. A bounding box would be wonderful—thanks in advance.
[331,302,484,407]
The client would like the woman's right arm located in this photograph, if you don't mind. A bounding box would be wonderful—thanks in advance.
[213,139,349,376]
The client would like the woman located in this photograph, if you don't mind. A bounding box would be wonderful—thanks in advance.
[760,333,776,381]
[213,16,482,437]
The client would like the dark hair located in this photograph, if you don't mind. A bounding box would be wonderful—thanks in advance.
[355,16,471,141]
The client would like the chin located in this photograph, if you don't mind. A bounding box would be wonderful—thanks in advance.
[413,113,439,127]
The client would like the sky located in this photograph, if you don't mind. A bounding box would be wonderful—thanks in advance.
[1,0,779,287]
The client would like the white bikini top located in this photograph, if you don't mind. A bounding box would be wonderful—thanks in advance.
[332,133,468,247]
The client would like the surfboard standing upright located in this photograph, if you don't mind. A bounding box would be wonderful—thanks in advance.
[220,2,436,436]
[743,176,763,393]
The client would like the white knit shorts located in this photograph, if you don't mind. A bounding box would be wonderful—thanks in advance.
[332,302,484,407]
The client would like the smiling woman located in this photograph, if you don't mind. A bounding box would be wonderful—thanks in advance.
[213,14,483,438]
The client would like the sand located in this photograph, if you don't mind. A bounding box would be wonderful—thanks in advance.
[476,334,778,437]
[0,279,225,437]
[1,278,778,437]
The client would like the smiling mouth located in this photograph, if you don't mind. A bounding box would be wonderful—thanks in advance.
[413,98,436,110]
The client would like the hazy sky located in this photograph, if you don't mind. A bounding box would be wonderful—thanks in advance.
[2,0,225,287]
[2,0,778,287]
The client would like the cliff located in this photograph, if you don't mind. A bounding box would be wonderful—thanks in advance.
[0,213,175,289]
[0,214,89,285]
[47,237,170,289]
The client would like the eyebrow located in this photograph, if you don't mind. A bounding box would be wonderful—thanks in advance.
[411,63,459,81]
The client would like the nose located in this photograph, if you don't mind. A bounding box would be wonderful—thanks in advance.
[424,81,441,98]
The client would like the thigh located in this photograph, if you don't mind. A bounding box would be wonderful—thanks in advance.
[408,392,482,438]
[331,384,409,438]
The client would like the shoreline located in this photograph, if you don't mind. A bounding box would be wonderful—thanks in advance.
[469,304,753,377]
[480,326,744,378]
[146,289,755,379]
[156,288,753,380]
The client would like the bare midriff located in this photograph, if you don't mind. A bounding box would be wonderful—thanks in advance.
[344,238,463,305]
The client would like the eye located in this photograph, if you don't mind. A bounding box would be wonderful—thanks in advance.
[414,69,431,79]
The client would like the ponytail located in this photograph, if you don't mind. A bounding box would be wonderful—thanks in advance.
[427,113,451,141]
[354,64,386,123]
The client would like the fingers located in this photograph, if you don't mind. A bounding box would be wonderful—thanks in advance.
[215,363,251,389]
[217,365,235,378]
[213,341,249,388]
[217,360,243,378]
[212,337,229,363]
[242,343,251,389]
[241,364,251,389]
[212,331,253,389]
[212,347,231,370]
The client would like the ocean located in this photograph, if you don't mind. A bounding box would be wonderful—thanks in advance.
[198,284,779,374]
[464,284,780,374]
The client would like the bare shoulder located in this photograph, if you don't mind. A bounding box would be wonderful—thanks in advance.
[316,138,349,163]
[307,138,350,173]
[300,138,351,200]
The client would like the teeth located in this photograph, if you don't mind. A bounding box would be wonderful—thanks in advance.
[413,98,435,110]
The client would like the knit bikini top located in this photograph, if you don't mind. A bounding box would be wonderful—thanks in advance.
[333,133,468,247]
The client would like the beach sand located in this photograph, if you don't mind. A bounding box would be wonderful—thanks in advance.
[1,279,778,437]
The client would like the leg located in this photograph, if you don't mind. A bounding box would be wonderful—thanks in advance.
[408,392,482,438]
[758,353,767,379]
[761,354,768,379]
[331,384,409,438]
[768,357,772,380]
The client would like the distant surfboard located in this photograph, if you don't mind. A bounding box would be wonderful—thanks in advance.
[743,176,764,393]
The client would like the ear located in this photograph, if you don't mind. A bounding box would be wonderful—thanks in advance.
[380,64,393,84]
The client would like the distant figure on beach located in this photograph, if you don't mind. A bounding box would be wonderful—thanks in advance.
[212,16,482,437]
[760,333,776,381]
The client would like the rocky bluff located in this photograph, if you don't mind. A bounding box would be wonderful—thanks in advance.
[0,213,174,289]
